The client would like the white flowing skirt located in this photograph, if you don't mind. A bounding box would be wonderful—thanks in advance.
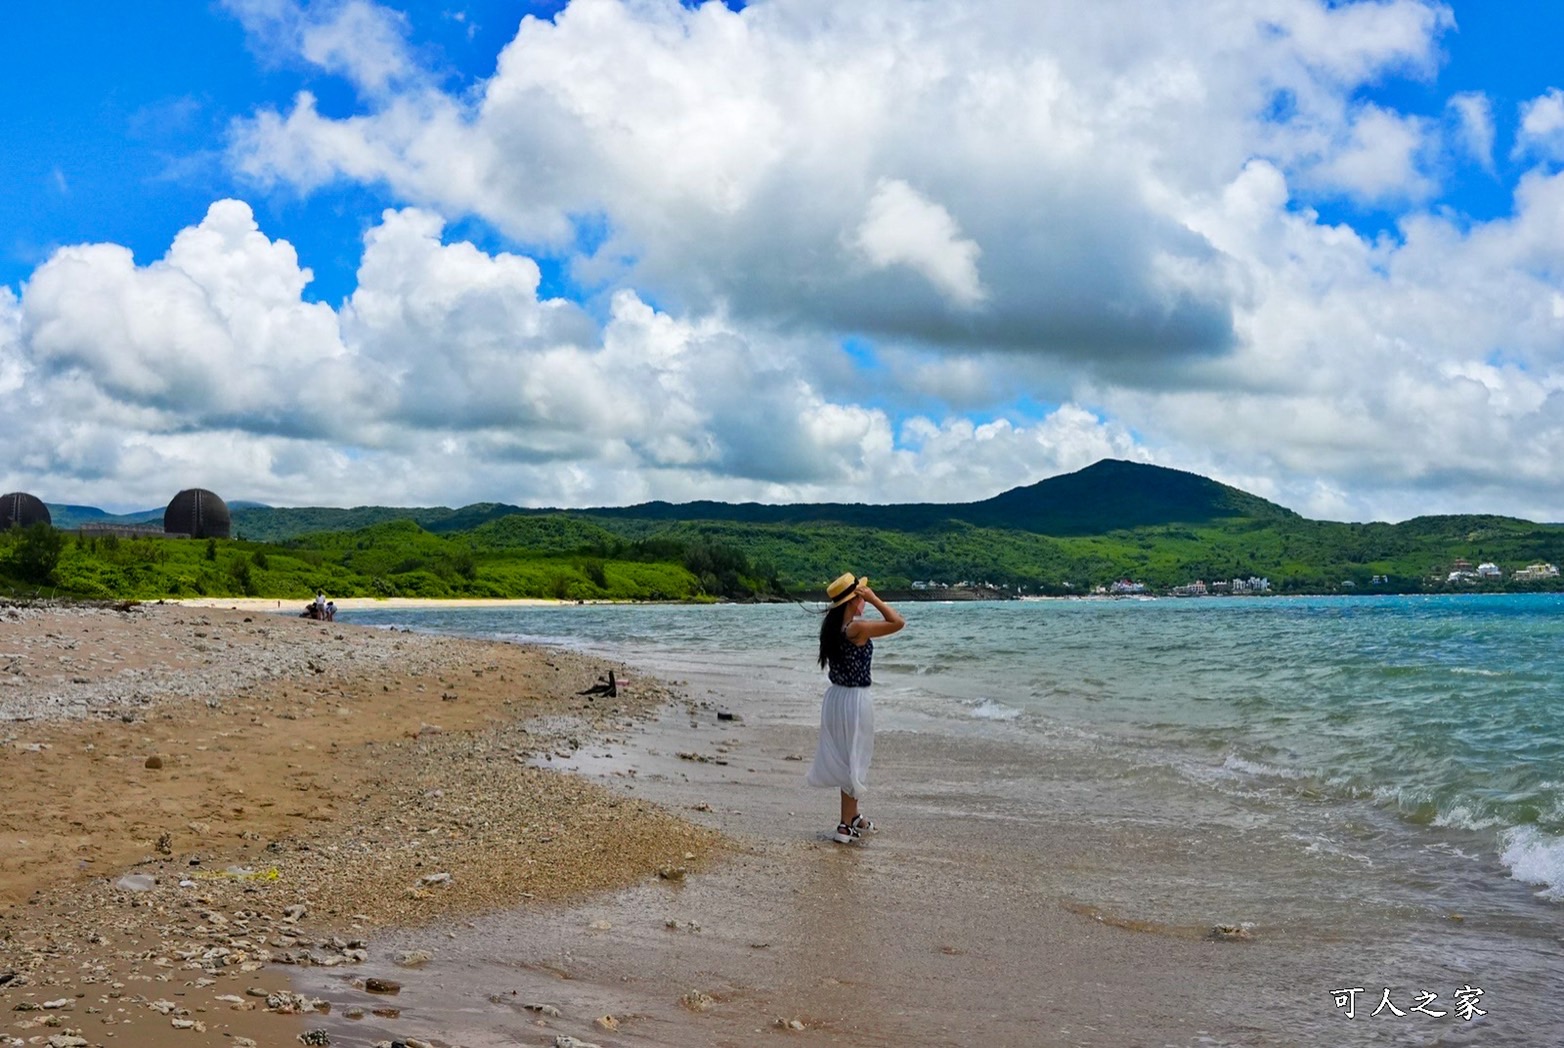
[805,684,875,798]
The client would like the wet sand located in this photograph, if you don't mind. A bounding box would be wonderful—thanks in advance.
[287,707,1254,1048]
[279,658,1526,1048]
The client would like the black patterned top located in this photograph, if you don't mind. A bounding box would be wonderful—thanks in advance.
[827,633,873,687]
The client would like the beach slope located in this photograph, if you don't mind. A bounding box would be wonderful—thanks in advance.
[0,601,717,1047]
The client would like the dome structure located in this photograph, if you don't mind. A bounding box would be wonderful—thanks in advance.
[0,492,51,529]
[164,488,231,539]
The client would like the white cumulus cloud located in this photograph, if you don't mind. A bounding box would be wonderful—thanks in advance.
[852,179,986,307]
[1447,91,1495,171]
[4,202,1146,511]
[1514,87,1564,163]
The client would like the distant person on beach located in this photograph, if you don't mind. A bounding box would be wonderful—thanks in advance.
[325,600,336,621]
[807,573,905,844]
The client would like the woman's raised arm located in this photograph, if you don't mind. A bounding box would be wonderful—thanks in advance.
[849,585,905,639]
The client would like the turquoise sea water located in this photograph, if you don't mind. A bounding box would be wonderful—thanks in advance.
[343,593,1564,909]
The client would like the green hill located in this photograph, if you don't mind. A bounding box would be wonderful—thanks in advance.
[564,458,1296,534]
[12,459,1563,600]
[960,458,1298,534]
[224,459,1302,541]
[46,504,163,530]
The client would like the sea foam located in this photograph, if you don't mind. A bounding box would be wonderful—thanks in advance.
[1219,753,1306,780]
[1500,826,1564,901]
[966,697,1022,721]
[1432,803,1504,832]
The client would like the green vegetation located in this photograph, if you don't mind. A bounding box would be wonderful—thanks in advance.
[9,460,1563,601]
[10,523,66,585]
[0,515,779,603]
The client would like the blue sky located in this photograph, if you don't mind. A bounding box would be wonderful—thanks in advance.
[1,2,540,303]
[4,1,1564,520]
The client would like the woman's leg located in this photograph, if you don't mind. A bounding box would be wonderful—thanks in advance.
[839,790,858,827]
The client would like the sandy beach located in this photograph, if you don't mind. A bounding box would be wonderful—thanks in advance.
[173,598,579,613]
[0,600,718,1048]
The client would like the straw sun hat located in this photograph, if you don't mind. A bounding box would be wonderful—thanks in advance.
[826,572,868,609]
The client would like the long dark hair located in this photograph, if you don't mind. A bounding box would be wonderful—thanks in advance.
[818,601,850,668]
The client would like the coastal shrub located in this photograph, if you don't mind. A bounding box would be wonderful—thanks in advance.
[682,539,752,596]
[467,578,509,598]
[388,569,452,598]
[12,523,65,584]
[466,513,622,553]
[228,559,256,596]
[450,549,478,581]
[131,538,165,564]
[603,561,701,600]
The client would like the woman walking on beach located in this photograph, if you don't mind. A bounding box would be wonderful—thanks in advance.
[807,573,905,844]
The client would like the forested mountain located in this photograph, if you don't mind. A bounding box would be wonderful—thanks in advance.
[20,459,1562,601]
[213,459,1298,543]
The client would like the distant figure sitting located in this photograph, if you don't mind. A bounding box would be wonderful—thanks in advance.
[578,670,617,698]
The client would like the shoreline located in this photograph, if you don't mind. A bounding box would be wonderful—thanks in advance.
[171,596,586,612]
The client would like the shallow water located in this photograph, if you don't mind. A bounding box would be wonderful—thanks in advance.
[337,594,1564,1045]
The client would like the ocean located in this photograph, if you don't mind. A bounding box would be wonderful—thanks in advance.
[337,593,1564,1045]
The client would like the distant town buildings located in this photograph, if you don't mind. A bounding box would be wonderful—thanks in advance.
[1448,561,1505,583]
[1094,576,1272,597]
[1170,576,1269,597]
[1439,560,1551,584]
